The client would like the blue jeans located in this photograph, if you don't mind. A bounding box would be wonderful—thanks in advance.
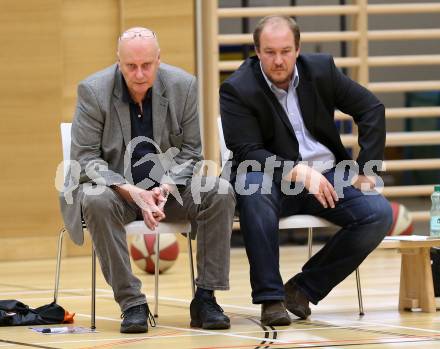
[235,169,393,304]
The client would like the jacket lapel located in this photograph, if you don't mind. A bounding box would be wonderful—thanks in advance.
[113,66,169,147]
[152,70,168,146]
[296,61,317,137]
[251,59,296,137]
[113,67,131,146]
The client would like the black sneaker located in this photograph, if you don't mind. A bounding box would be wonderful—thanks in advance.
[120,303,156,333]
[190,296,230,329]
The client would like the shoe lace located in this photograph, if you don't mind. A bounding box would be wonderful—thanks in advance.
[204,297,224,314]
[120,304,156,328]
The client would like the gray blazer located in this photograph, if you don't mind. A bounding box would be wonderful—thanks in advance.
[59,63,203,245]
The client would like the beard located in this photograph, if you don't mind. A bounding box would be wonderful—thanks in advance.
[268,70,292,88]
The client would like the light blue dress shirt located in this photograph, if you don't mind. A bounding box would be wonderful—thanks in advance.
[260,63,335,173]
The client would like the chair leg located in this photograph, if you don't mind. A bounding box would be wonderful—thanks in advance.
[53,227,66,304]
[154,233,160,318]
[187,233,196,298]
[355,268,365,316]
[307,227,313,259]
[307,226,365,315]
[91,247,96,330]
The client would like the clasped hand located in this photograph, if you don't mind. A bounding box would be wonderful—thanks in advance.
[130,185,169,230]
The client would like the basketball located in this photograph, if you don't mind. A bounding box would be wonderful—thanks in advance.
[130,234,179,274]
[387,201,414,236]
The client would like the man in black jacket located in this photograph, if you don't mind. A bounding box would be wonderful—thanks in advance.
[220,15,392,326]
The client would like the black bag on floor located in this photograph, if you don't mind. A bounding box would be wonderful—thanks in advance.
[0,300,69,326]
[431,248,440,297]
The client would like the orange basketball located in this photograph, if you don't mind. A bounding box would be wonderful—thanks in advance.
[130,234,179,274]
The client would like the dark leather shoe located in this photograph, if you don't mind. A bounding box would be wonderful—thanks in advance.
[190,296,230,329]
[120,303,154,333]
[261,301,291,326]
[284,279,311,319]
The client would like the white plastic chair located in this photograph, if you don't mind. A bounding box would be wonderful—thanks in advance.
[54,123,195,329]
[217,118,364,315]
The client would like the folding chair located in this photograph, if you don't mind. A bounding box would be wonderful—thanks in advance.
[217,118,364,315]
[53,123,195,329]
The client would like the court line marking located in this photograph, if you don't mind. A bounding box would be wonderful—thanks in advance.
[139,295,440,335]
[189,324,404,334]
[1,337,438,349]
[75,313,291,344]
[0,338,60,349]
[72,313,440,346]
[1,296,114,303]
[1,314,437,348]
[346,319,440,334]
[191,337,440,349]
[39,319,434,349]
[2,289,440,339]
[13,322,290,347]
[158,325,290,344]
[152,295,259,312]
[76,315,430,336]
[0,289,261,313]
[3,287,439,330]
[0,289,97,296]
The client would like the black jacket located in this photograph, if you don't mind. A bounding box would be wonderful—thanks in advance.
[220,54,385,182]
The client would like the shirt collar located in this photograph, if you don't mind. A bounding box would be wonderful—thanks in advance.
[259,61,299,95]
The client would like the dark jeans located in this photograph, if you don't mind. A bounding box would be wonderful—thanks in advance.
[235,169,393,305]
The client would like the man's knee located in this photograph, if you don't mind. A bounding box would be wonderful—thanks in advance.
[202,177,236,211]
[81,186,122,217]
[373,197,393,235]
[235,172,279,207]
[361,195,393,238]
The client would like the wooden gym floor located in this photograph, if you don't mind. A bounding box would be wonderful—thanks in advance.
[1,245,440,349]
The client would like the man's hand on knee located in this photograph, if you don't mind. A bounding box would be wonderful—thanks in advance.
[287,164,339,209]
